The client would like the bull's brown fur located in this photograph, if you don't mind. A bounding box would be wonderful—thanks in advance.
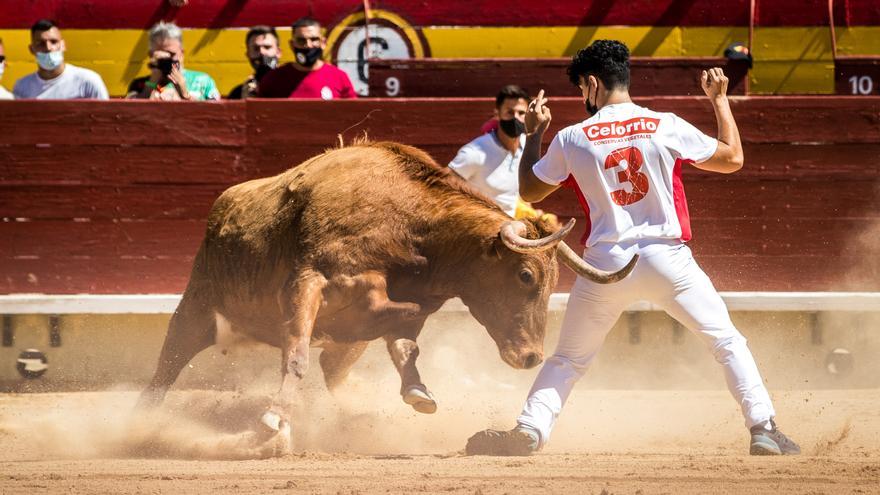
[140,141,560,436]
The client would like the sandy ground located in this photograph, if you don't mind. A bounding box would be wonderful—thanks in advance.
[1,388,878,494]
[2,309,879,493]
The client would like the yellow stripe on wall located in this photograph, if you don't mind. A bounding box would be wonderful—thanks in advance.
[422,26,750,58]
[835,26,880,55]
[0,26,875,96]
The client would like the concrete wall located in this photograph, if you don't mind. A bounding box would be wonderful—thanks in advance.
[2,309,877,392]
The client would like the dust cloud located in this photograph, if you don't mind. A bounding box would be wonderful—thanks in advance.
[0,308,877,460]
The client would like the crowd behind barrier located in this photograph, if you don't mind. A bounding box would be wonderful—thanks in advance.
[0,15,356,101]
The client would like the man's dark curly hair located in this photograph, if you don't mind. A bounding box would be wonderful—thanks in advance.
[567,40,630,90]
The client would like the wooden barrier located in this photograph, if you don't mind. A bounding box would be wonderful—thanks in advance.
[1,97,879,294]
[368,58,749,98]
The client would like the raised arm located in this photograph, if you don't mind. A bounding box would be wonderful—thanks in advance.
[695,68,744,174]
[520,90,561,202]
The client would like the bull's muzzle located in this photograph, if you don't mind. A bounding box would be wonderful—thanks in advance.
[522,352,543,369]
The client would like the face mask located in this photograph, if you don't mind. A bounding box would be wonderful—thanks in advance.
[498,118,526,138]
[251,55,279,79]
[250,54,278,71]
[585,83,599,116]
[0,61,5,80]
[36,50,64,71]
[294,47,322,67]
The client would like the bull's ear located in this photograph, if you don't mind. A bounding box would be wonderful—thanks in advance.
[482,235,505,260]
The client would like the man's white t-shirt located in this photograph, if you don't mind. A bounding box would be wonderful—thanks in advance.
[533,102,717,248]
[449,132,526,217]
[13,64,109,100]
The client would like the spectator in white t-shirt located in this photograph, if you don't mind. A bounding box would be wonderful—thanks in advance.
[0,38,13,99]
[448,85,530,217]
[449,85,558,223]
[13,19,109,100]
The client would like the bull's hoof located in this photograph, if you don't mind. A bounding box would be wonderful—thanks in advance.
[257,410,292,456]
[403,385,437,414]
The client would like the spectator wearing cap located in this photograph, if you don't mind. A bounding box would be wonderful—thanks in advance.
[228,26,282,99]
[126,21,220,101]
[258,17,356,99]
[13,19,108,100]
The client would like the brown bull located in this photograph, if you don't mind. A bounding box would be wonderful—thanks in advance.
[138,141,636,442]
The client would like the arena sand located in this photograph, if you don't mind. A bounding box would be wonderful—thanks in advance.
[1,313,879,494]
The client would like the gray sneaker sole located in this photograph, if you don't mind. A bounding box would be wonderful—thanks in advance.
[465,430,535,456]
[750,438,783,455]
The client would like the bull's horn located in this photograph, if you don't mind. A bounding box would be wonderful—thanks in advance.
[500,218,576,253]
[556,241,638,284]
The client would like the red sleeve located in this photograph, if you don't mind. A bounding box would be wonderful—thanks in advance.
[338,69,357,99]
[480,118,498,134]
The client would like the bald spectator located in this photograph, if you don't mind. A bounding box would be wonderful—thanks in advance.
[13,20,108,100]
[258,17,356,99]
[126,21,220,101]
[0,38,12,99]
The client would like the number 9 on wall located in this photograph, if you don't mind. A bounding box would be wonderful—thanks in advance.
[385,77,401,97]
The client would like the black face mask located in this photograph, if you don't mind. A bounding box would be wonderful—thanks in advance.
[585,84,599,116]
[294,47,322,67]
[251,55,278,80]
[498,118,526,138]
[250,54,278,71]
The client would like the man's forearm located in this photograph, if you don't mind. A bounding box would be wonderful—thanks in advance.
[519,131,558,202]
[520,132,543,184]
[712,96,743,165]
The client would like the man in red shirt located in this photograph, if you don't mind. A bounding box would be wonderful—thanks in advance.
[258,17,356,99]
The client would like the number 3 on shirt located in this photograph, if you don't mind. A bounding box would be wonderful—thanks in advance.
[604,146,649,206]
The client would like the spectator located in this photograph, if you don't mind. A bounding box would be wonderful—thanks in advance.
[449,85,555,222]
[258,17,356,99]
[0,38,12,99]
[127,21,220,101]
[13,20,108,100]
[228,26,282,99]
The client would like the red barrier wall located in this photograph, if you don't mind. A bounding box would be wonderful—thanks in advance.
[0,0,877,28]
[1,97,879,294]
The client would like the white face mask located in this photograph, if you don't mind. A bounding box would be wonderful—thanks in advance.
[36,50,63,71]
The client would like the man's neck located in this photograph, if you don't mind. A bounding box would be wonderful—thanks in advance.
[603,89,633,107]
[37,63,65,81]
[495,129,521,153]
[293,59,324,72]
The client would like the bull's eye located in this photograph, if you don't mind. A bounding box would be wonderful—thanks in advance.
[519,269,534,285]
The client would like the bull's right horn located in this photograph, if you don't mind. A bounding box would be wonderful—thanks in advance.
[556,241,638,284]
[500,218,576,253]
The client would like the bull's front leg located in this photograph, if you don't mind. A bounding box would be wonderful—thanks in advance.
[385,335,437,414]
[261,272,327,442]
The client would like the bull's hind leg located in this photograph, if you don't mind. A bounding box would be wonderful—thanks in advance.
[261,272,326,437]
[137,290,216,409]
[319,341,369,391]
[385,330,436,414]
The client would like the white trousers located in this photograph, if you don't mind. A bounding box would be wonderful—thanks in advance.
[516,241,775,447]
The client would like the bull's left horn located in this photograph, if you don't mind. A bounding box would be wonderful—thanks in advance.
[556,241,638,284]
[500,218,576,253]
